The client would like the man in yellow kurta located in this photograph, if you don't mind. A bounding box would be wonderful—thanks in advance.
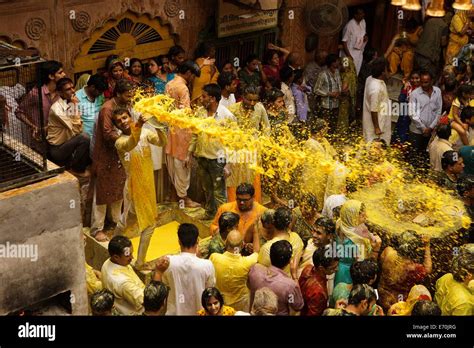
[101,236,163,315]
[210,229,260,312]
[112,108,167,270]
[101,236,145,315]
[446,10,472,64]
[435,250,474,315]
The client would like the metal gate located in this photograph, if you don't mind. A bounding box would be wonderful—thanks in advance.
[0,41,62,192]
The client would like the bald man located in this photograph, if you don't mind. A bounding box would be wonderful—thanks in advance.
[304,50,328,90]
[209,229,260,312]
[286,52,302,70]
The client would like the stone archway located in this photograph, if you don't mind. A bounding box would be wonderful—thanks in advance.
[73,11,176,79]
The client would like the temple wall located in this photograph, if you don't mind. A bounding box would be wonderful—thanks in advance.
[0,172,87,315]
[0,0,388,75]
[0,0,211,76]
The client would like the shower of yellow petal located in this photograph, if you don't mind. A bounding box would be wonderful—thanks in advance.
[133,92,471,238]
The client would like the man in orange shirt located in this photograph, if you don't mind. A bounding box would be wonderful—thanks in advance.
[165,60,201,207]
[210,183,266,240]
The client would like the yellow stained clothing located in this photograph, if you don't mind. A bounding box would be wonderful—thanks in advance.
[188,106,235,159]
[85,263,103,296]
[337,200,371,260]
[304,137,336,159]
[388,284,432,316]
[47,98,83,145]
[197,305,236,316]
[386,28,420,78]
[191,58,220,103]
[435,273,474,316]
[258,232,304,277]
[448,98,474,146]
[101,258,145,315]
[228,101,270,134]
[448,98,474,120]
[210,251,258,311]
[368,160,397,186]
[325,160,348,200]
[446,12,471,63]
[303,137,335,208]
[116,124,166,232]
[210,201,267,237]
[226,102,270,188]
[339,57,357,130]
[388,46,414,78]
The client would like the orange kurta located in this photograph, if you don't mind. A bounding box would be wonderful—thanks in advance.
[210,201,267,237]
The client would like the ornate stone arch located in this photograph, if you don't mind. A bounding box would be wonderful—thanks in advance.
[72,11,177,77]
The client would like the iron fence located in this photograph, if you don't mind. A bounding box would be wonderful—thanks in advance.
[0,42,62,192]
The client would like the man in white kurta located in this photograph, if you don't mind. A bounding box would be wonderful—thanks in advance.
[363,64,391,145]
[341,8,367,75]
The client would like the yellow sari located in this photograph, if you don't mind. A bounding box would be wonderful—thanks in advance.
[338,57,357,132]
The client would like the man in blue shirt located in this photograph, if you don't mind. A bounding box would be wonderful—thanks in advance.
[76,74,107,138]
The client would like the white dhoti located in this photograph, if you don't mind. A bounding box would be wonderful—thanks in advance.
[165,154,191,198]
[362,76,392,145]
[350,49,364,76]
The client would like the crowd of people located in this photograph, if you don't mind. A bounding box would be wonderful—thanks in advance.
[87,199,473,316]
[8,6,474,316]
